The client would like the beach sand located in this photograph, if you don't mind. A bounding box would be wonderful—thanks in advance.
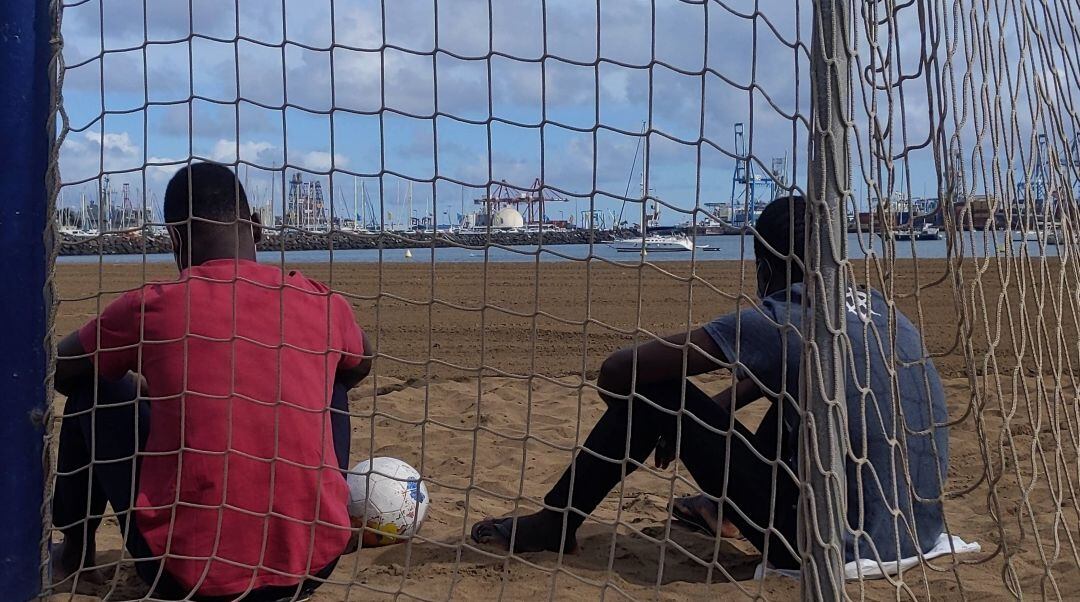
[48,258,1080,600]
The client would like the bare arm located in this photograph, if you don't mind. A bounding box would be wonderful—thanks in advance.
[598,327,765,409]
[597,327,728,403]
[336,330,372,390]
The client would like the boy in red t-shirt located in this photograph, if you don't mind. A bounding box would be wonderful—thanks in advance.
[52,162,371,600]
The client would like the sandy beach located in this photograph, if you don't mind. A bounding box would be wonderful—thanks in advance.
[48,258,1080,600]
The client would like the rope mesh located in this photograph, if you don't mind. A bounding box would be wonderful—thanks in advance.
[40,0,1080,599]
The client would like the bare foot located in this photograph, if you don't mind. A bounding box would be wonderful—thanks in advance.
[470,512,579,554]
[672,495,744,539]
[719,518,742,539]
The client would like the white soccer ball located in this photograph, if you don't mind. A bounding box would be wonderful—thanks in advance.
[347,457,430,547]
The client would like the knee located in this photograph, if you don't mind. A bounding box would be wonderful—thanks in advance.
[61,382,96,416]
[65,375,142,416]
[95,375,141,408]
[597,352,632,406]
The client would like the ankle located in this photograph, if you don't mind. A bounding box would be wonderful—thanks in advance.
[534,510,580,546]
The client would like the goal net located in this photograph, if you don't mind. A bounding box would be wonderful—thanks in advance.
[32,0,1080,600]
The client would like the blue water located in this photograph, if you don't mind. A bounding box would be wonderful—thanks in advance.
[57,232,1059,264]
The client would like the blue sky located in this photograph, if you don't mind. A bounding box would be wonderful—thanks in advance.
[56,0,1075,226]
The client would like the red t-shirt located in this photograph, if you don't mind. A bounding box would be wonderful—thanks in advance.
[78,259,362,596]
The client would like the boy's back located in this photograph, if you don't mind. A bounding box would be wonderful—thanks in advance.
[706,283,949,562]
[80,258,362,594]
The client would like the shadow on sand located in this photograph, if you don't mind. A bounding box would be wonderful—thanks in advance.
[366,521,761,588]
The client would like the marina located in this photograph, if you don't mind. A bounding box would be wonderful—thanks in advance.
[55,123,1077,265]
[56,231,1064,265]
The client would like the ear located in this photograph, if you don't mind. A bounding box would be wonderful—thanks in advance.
[167,225,184,271]
[167,225,180,251]
[250,212,263,244]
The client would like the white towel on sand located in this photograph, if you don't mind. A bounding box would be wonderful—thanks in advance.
[754,533,981,581]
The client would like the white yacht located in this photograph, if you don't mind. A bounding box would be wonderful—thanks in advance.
[611,156,693,253]
[612,234,694,253]
[892,223,942,241]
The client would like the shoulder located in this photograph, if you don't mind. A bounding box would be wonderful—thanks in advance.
[761,285,804,324]
[282,270,356,317]
[705,295,793,345]
[111,282,171,311]
[283,268,331,295]
[126,273,206,308]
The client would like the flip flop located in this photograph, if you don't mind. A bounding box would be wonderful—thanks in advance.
[671,496,718,537]
[470,516,579,554]
[471,516,517,550]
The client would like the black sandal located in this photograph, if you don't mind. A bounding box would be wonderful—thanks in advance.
[671,496,718,537]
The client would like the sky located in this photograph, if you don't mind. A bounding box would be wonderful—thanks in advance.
[55,0,1080,226]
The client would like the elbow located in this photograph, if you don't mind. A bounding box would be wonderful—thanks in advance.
[337,357,372,390]
[355,358,372,383]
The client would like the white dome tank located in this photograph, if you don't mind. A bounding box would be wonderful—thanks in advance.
[492,206,524,229]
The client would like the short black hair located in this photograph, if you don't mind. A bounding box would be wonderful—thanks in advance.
[754,195,806,282]
[163,162,250,226]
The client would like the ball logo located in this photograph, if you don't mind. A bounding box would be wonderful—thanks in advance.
[407,479,426,504]
[366,520,401,546]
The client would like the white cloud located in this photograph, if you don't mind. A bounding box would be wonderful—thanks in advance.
[600,69,631,104]
[60,130,145,183]
[208,139,347,173]
[85,131,139,156]
[295,150,349,172]
[58,132,185,204]
[335,3,383,49]
[146,158,186,187]
[210,139,278,165]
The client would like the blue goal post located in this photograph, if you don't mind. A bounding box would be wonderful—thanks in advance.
[0,0,53,599]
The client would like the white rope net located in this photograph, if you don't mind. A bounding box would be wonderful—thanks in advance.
[41,0,1080,600]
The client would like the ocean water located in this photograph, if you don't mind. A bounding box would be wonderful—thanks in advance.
[57,231,1061,265]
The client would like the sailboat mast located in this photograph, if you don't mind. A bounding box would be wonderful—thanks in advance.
[266,166,272,228]
[641,134,649,234]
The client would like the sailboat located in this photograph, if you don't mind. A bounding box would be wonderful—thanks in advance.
[611,142,693,253]
[611,201,693,252]
[891,222,942,241]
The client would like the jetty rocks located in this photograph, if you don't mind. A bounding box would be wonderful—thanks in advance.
[58,228,631,257]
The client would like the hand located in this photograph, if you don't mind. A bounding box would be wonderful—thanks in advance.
[654,434,676,469]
